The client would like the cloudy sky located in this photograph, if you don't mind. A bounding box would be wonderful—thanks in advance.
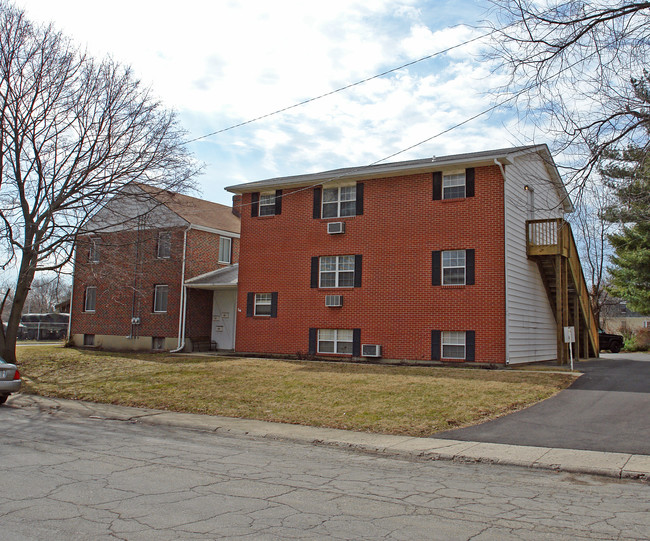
[14,0,530,206]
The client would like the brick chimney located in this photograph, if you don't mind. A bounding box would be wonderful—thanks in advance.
[232,194,242,218]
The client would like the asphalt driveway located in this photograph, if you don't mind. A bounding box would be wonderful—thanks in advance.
[436,352,650,455]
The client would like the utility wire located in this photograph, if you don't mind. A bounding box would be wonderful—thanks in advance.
[185,30,492,144]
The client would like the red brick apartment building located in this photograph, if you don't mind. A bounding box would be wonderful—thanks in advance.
[70,184,240,352]
[227,145,598,365]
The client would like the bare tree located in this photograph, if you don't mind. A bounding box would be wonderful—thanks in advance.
[487,1,650,185]
[0,3,200,363]
[23,275,71,314]
[570,182,616,327]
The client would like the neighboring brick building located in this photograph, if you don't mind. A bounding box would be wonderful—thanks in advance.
[227,145,598,365]
[69,183,240,351]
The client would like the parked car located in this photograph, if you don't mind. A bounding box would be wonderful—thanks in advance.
[0,358,21,405]
[599,330,624,353]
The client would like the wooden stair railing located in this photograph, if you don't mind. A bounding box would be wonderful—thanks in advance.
[527,218,599,362]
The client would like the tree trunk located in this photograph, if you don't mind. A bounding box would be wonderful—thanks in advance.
[1,252,37,364]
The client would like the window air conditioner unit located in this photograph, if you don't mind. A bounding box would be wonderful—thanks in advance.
[131,317,141,325]
[327,221,345,234]
[325,295,343,307]
[362,344,381,357]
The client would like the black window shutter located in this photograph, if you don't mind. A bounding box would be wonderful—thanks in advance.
[275,189,282,215]
[313,187,322,219]
[311,257,319,288]
[432,251,441,286]
[246,292,255,317]
[466,168,475,198]
[466,331,475,361]
[354,254,362,288]
[308,328,317,355]
[251,192,259,217]
[433,172,442,200]
[431,330,441,361]
[356,182,364,215]
[352,328,361,357]
[271,292,278,318]
[466,249,475,285]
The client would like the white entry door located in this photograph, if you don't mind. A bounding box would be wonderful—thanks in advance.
[211,289,237,350]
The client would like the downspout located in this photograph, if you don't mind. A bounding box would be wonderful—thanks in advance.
[171,226,190,353]
[67,247,76,343]
[495,158,510,365]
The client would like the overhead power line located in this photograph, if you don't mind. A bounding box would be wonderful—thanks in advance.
[184,30,492,145]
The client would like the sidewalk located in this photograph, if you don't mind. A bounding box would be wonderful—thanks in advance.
[8,394,650,482]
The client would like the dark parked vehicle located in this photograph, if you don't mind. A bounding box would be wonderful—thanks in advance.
[599,330,624,353]
[20,313,69,340]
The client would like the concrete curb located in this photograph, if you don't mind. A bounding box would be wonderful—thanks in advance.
[8,394,649,483]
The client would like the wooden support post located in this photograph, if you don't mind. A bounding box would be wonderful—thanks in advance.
[574,296,580,361]
[562,257,569,364]
[556,255,565,365]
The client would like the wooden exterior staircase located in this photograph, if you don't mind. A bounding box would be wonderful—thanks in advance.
[526,219,599,363]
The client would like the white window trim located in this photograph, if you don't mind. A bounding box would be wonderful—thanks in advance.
[84,286,96,312]
[319,255,355,288]
[442,171,466,200]
[153,284,169,313]
[219,236,232,264]
[442,331,466,360]
[254,293,272,316]
[317,329,354,355]
[442,250,466,286]
[157,231,171,259]
[258,193,276,216]
[322,185,356,218]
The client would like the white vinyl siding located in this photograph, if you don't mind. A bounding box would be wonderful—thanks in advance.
[504,152,565,364]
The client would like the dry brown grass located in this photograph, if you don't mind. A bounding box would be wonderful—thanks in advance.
[16,346,578,436]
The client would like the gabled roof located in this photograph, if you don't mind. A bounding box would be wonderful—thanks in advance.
[185,264,239,289]
[225,144,572,212]
[137,183,240,234]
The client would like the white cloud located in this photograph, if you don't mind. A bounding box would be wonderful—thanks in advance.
[14,0,541,206]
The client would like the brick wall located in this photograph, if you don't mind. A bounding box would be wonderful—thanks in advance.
[235,165,507,363]
[71,225,237,345]
[185,229,239,280]
[71,227,186,340]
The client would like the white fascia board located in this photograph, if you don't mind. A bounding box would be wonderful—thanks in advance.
[225,154,521,194]
[189,224,241,238]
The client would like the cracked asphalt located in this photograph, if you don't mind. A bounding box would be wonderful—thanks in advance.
[2,406,650,540]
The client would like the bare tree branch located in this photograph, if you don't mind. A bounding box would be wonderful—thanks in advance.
[0,2,201,362]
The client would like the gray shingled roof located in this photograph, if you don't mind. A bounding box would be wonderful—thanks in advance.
[137,183,241,234]
[225,145,545,193]
[225,144,572,213]
[185,264,238,289]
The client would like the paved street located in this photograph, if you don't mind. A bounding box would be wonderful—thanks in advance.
[2,406,649,540]
[437,353,650,454]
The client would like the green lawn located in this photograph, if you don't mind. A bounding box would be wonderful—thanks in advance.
[16,346,577,436]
